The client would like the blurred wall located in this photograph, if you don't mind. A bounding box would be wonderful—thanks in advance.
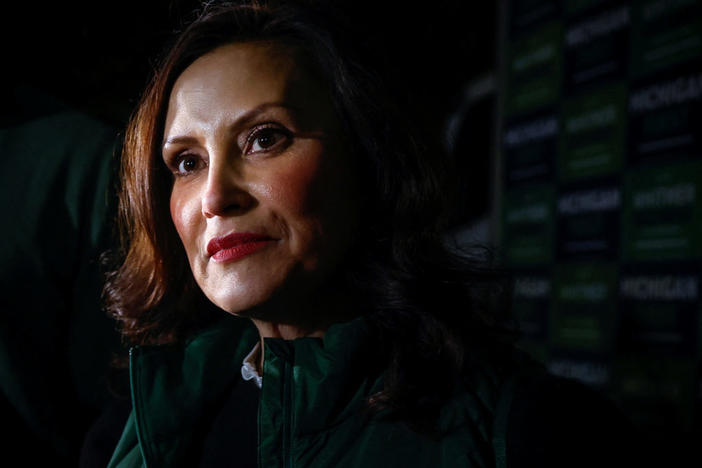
[496,0,701,449]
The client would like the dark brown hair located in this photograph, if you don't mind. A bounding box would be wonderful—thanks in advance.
[105,0,514,428]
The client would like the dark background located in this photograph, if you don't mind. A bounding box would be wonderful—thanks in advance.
[4,0,497,228]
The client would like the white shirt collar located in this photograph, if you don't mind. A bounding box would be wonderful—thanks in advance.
[241,341,263,389]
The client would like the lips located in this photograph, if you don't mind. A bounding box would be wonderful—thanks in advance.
[206,232,274,262]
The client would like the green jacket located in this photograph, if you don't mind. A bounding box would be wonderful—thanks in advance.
[108,316,519,468]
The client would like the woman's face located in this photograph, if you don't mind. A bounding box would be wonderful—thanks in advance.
[162,41,360,320]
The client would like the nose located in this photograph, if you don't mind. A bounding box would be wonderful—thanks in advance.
[201,160,255,218]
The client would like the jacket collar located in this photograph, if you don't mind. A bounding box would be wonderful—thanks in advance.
[129,315,381,466]
[261,316,384,435]
[129,316,258,466]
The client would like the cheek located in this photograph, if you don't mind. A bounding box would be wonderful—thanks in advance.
[265,148,326,219]
[271,165,319,214]
[170,185,202,257]
[263,143,358,258]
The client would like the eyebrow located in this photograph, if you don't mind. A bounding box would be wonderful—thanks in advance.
[162,102,300,148]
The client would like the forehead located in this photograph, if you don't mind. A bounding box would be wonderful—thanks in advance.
[180,42,296,96]
[164,41,326,134]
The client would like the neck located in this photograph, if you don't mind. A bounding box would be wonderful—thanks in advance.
[247,286,358,373]
[250,319,327,340]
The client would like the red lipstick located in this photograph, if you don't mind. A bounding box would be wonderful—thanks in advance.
[206,232,274,263]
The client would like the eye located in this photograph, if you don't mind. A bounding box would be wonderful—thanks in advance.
[173,153,201,176]
[245,126,291,154]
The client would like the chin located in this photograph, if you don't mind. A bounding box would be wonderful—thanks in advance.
[213,280,313,325]
[201,275,282,316]
[206,289,267,317]
[196,259,328,323]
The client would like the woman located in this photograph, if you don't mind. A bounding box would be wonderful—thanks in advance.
[95,1,642,467]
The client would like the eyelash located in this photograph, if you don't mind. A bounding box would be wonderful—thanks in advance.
[171,153,200,177]
[167,124,291,177]
[244,123,291,154]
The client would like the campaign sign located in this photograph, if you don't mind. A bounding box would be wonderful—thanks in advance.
[551,262,619,355]
[621,159,702,261]
[508,0,561,38]
[564,5,630,91]
[506,22,563,117]
[556,180,621,260]
[628,67,702,163]
[611,355,697,431]
[512,270,552,342]
[503,112,558,186]
[548,351,611,390]
[630,0,702,79]
[559,83,627,181]
[511,270,552,362]
[618,263,700,357]
[564,0,616,18]
[501,184,556,266]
